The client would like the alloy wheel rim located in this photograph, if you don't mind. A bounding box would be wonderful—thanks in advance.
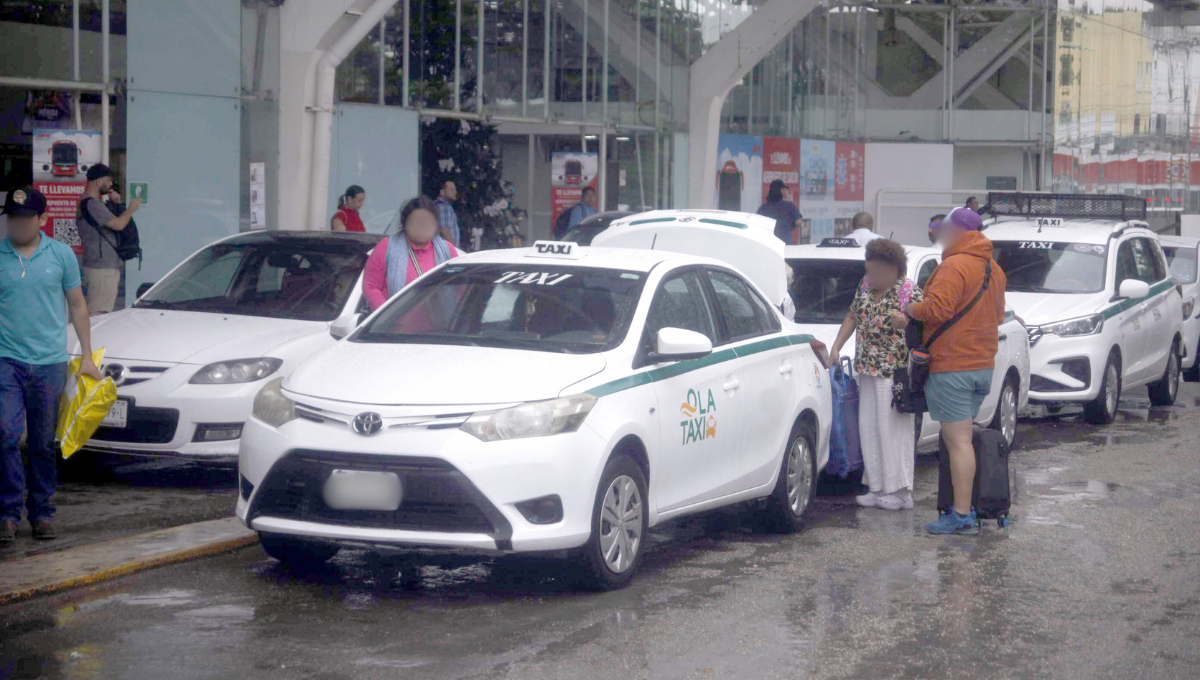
[1105,364,1119,415]
[786,437,813,516]
[1001,383,1017,447]
[598,475,642,574]
[1168,351,1179,399]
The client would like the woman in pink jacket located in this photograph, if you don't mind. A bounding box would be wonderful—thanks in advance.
[362,196,459,311]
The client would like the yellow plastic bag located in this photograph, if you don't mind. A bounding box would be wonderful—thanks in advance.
[56,349,117,459]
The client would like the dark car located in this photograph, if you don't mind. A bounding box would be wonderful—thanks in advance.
[559,211,637,246]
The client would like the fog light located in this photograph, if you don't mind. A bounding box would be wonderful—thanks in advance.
[1058,357,1091,387]
[515,495,563,525]
[239,474,255,501]
[193,423,244,442]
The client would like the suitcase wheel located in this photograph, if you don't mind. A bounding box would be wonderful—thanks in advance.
[997,516,1010,528]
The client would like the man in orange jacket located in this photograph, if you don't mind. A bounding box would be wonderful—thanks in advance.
[893,207,1007,535]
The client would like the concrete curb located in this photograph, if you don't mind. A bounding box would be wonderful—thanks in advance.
[0,517,259,604]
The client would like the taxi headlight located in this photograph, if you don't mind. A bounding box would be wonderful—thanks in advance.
[460,394,597,442]
[1042,313,1104,338]
[190,358,282,385]
[251,377,296,428]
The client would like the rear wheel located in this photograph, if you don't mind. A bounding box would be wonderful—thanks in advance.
[989,374,1020,450]
[764,422,817,533]
[1185,340,1200,383]
[1083,352,1121,425]
[1148,339,1181,406]
[259,533,339,567]
[576,455,648,591]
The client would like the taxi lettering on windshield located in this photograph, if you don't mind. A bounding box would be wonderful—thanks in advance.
[679,388,717,445]
[1018,241,1053,249]
[493,271,574,286]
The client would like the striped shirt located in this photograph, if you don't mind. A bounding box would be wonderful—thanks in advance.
[435,197,460,247]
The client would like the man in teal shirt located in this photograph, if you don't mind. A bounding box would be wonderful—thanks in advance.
[0,187,100,542]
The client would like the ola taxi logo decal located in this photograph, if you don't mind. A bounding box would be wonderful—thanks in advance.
[12,190,26,205]
[679,388,717,445]
[813,363,822,387]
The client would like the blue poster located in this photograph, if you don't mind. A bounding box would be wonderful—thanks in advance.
[715,134,763,213]
[810,218,835,241]
[799,139,836,219]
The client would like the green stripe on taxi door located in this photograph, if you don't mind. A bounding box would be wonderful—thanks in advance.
[1099,279,1176,320]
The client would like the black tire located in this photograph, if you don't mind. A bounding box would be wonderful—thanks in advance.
[988,374,1020,450]
[576,454,649,591]
[1184,340,1200,383]
[259,533,339,567]
[1083,351,1121,425]
[764,421,818,533]
[1148,339,1181,406]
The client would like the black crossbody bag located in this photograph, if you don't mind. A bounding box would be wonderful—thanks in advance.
[893,261,992,414]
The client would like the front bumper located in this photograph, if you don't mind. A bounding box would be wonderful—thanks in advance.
[236,410,609,553]
[1025,332,1108,404]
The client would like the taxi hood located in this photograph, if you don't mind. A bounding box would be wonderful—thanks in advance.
[284,342,607,406]
[593,210,787,310]
[1004,292,1103,326]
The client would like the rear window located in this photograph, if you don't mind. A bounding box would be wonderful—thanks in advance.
[788,259,864,324]
[1163,246,1198,284]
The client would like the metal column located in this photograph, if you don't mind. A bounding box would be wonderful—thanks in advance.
[522,0,529,117]
[602,0,609,124]
[599,128,607,212]
[379,17,387,106]
[477,0,484,113]
[73,0,81,129]
[402,0,410,107]
[102,0,110,165]
[527,134,535,240]
[1039,0,1049,190]
[454,0,462,110]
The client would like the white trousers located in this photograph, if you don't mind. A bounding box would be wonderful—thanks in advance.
[856,374,915,495]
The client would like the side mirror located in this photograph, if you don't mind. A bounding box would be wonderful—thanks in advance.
[648,327,713,364]
[330,315,361,340]
[1116,279,1150,301]
[135,282,155,299]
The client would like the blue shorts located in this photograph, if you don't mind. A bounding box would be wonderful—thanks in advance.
[925,369,992,423]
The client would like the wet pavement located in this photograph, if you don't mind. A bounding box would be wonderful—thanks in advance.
[2,384,1199,679]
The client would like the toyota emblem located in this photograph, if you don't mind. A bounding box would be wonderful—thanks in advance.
[104,364,125,386]
[352,412,383,436]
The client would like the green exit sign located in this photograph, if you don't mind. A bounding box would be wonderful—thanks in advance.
[128,181,149,205]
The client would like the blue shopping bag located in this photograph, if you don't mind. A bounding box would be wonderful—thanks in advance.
[826,357,863,478]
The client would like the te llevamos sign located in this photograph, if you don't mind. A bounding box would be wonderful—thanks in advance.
[679,388,717,445]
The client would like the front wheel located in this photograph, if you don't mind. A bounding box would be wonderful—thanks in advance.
[764,422,818,533]
[1147,340,1181,406]
[989,375,1020,450]
[1083,352,1121,425]
[576,455,648,591]
[259,533,339,567]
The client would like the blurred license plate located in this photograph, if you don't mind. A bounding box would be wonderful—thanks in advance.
[322,470,403,511]
[101,400,129,428]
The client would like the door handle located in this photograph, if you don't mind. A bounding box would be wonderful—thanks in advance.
[998,333,1008,342]
[779,360,794,375]
[723,377,741,391]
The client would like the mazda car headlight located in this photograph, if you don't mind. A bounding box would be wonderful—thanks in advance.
[252,377,296,428]
[1042,314,1104,338]
[460,394,597,442]
[190,358,282,385]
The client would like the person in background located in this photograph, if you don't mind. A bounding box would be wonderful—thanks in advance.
[0,187,101,543]
[331,185,366,232]
[435,178,462,247]
[829,239,923,512]
[78,164,139,315]
[848,211,882,246]
[567,186,599,230]
[899,207,1007,535]
[362,196,460,311]
[757,179,803,244]
[965,196,980,212]
[928,214,945,246]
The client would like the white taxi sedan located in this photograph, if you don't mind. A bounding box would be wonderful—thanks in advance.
[785,237,1030,451]
[238,222,831,589]
[1160,235,1200,382]
[70,231,381,461]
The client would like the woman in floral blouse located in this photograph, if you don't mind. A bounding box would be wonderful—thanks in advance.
[830,239,923,511]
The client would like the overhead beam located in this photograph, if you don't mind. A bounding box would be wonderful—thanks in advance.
[895,16,1018,109]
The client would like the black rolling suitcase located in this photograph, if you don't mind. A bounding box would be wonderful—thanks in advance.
[936,425,1011,527]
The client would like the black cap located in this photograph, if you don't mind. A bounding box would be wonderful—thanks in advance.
[2,186,47,217]
[86,163,113,182]
[769,179,787,190]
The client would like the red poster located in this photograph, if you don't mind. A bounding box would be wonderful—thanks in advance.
[34,181,85,255]
[834,142,865,202]
[761,137,801,205]
[550,151,599,236]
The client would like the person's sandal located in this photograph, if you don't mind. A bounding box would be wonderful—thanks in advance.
[31,520,57,540]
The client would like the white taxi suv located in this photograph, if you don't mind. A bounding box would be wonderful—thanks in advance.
[237,218,831,589]
[982,192,1185,423]
[785,237,1030,450]
[69,231,382,462]
[1159,235,1200,382]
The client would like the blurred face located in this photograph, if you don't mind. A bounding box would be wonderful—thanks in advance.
[967,198,979,211]
[6,214,47,247]
[95,176,113,193]
[404,207,440,246]
[440,182,458,202]
[350,192,366,210]
[583,189,597,208]
[938,223,968,249]
[864,259,902,291]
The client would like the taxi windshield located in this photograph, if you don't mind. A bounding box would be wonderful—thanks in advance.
[357,263,646,353]
[788,259,865,323]
[1162,246,1198,284]
[992,241,1108,294]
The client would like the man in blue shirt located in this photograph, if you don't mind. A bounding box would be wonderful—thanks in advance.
[435,178,461,248]
[567,186,599,229]
[0,187,100,542]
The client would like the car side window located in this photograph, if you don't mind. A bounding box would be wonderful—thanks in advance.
[706,269,771,341]
[1115,240,1138,285]
[643,271,717,350]
[1146,240,1169,282]
[917,259,938,289]
[1128,239,1158,284]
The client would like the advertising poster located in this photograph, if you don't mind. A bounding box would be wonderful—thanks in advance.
[22,91,74,133]
[834,142,865,218]
[715,134,763,213]
[550,151,598,231]
[799,139,836,218]
[810,218,836,242]
[761,137,801,205]
[32,129,101,254]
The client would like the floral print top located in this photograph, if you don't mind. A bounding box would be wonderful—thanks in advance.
[850,277,923,378]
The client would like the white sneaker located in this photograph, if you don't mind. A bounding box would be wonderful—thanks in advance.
[856,491,882,507]
[877,490,914,511]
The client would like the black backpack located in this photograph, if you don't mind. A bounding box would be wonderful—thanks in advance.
[80,197,143,267]
[554,202,584,239]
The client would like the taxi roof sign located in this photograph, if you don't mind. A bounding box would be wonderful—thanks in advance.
[818,237,860,248]
[1035,217,1063,228]
[528,240,584,259]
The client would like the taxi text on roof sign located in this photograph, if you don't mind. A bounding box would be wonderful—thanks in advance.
[819,237,859,248]
[1035,218,1063,228]
[528,240,583,259]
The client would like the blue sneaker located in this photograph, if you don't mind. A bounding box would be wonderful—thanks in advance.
[925,509,978,535]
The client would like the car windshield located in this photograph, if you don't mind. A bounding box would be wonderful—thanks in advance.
[561,227,598,245]
[992,241,1108,294]
[357,263,646,354]
[788,258,865,323]
[136,240,373,321]
[1162,246,1198,284]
